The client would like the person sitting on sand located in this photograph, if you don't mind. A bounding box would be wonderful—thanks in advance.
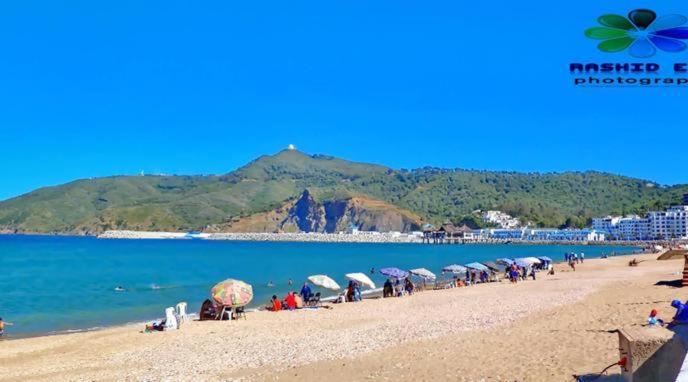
[404,278,414,295]
[383,279,393,298]
[284,292,297,310]
[300,282,312,302]
[394,279,404,297]
[269,295,282,312]
[647,309,664,326]
[530,267,536,281]
[0,317,13,337]
[353,281,362,301]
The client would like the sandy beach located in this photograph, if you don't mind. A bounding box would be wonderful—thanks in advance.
[1,252,686,381]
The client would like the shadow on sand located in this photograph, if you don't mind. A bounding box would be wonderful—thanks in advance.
[655,279,683,288]
[573,373,624,381]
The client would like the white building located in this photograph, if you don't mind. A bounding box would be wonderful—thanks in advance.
[617,216,651,240]
[481,210,521,229]
[475,228,604,242]
[648,205,688,240]
[591,196,688,241]
[592,216,621,237]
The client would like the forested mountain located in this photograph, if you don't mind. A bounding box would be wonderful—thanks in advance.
[1,149,686,234]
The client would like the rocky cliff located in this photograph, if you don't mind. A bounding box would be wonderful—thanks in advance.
[210,190,423,233]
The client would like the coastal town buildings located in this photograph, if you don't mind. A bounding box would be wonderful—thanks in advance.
[480,210,520,229]
[474,228,605,242]
[592,195,688,240]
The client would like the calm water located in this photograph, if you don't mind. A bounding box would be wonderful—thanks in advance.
[0,235,640,337]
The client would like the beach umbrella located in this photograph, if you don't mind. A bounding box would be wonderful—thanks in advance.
[345,273,376,289]
[481,261,502,271]
[442,264,468,274]
[465,262,490,272]
[379,267,409,279]
[210,279,254,308]
[409,268,436,280]
[514,259,531,268]
[538,256,553,262]
[308,274,341,290]
[514,257,539,265]
[496,258,514,266]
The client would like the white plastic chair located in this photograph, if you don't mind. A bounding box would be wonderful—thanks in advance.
[175,302,188,323]
[164,307,178,330]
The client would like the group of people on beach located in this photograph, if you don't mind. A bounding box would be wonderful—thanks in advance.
[268,282,319,311]
[565,252,584,271]
[382,277,414,297]
[507,264,537,283]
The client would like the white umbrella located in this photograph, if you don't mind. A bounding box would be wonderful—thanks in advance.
[524,257,542,264]
[442,264,468,274]
[409,268,436,280]
[307,274,341,290]
[514,257,538,266]
[345,272,376,289]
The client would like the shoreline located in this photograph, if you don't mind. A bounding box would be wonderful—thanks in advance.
[1,230,669,247]
[1,251,676,381]
[1,251,652,343]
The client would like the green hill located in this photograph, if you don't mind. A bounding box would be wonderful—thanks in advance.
[1,149,686,234]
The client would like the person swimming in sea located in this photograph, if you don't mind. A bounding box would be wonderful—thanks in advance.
[151,284,161,290]
[114,286,125,292]
[267,281,274,288]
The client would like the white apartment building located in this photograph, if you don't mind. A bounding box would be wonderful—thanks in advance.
[592,216,621,237]
[617,216,651,240]
[647,205,688,240]
[592,196,688,241]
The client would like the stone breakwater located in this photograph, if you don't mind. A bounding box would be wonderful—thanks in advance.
[98,230,422,243]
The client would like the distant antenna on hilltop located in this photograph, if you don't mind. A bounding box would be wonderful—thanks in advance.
[287,144,296,150]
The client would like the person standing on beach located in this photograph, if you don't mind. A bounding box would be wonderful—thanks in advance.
[580,253,585,263]
[0,317,13,338]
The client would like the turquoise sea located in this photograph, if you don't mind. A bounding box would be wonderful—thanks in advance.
[0,235,640,337]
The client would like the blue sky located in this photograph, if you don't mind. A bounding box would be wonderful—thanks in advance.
[1,1,686,200]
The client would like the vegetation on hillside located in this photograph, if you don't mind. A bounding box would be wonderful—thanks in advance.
[0,149,686,234]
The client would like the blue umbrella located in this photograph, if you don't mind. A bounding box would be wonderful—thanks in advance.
[538,256,553,262]
[465,262,490,272]
[496,258,514,266]
[379,267,409,279]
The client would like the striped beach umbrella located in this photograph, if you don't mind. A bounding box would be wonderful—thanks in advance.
[211,279,254,308]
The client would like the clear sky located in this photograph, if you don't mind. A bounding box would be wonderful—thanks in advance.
[1,1,686,201]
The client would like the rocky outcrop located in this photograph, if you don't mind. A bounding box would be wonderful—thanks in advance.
[283,190,326,232]
[218,190,423,233]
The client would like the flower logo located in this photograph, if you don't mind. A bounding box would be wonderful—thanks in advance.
[585,9,688,57]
